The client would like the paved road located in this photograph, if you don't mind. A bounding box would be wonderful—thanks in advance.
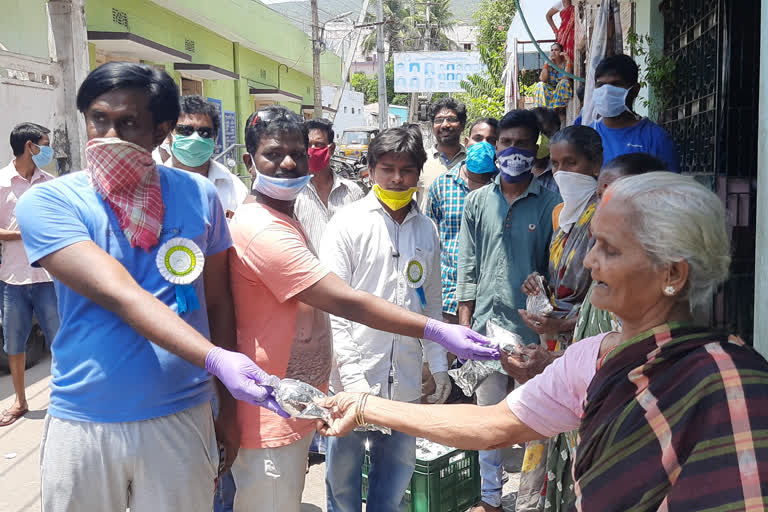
[0,360,521,512]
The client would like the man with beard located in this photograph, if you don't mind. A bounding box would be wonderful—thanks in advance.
[417,98,467,210]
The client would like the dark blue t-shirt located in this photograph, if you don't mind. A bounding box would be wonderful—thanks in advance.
[16,166,232,422]
[591,118,680,172]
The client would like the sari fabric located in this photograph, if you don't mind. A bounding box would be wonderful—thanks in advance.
[574,323,768,511]
[558,5,575,60]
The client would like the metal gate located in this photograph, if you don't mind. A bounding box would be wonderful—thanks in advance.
[660,0,760,343]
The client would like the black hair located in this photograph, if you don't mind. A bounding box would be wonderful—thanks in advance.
[179,95,220,137]
[603,152,668,175]
[305,118,335,145]
[367,126,427,171]
[551,42,564,51]
[531,107,561,136]
[244,105,308,156]
[595,54,639,85]
[468,117,499,135]
[428,97,467,126]
[550,125,603,165]
[498,109,540,143]
[575,84,586,103]
[10,123,50,157]
[76,62,180,128]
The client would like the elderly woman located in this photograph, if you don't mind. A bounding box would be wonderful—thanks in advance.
[318,172,768,511]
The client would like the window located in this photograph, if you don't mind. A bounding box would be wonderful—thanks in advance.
[181,77,203,96]
[351,107,355,114]
[344,106,348,113]
[463,43,472,50]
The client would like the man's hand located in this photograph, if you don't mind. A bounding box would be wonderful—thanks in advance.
[423,318,499,361]
[425,372,451,404]
[501,345,558,384]
[214,407,240,471]
[205,347,289,417]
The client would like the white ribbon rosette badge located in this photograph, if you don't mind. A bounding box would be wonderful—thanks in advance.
[156,237,205,313]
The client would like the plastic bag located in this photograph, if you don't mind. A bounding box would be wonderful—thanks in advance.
[273,378,331,423]
[526,274,554,316]
[448,320,526,397]
[415,438,455,461]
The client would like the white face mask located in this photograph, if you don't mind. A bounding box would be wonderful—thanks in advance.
[593,84,631,118]
[553,171,597,233]
[250,159,311,202]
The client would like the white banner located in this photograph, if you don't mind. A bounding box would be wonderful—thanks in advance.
[393,51,482,93]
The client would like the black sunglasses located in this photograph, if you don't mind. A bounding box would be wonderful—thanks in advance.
[175,124,214,139]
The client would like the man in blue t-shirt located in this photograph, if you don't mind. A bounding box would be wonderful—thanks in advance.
[589,54,680,173]
[16,62,286,512]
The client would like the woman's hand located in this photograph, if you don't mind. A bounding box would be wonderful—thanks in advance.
[521,272,547,297]
[501,345,558,383]
[315,392,361,437]
[518,309,564,335]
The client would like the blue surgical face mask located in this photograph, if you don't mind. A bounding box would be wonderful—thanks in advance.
[496,146,536,183]
[172,133,215,167]
[465,141,497,174]
[250,154,311,201]
[593,84,631,118]
[31,143,54,168]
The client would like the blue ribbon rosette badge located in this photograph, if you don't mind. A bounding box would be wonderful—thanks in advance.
[405,259,427,307]
[156,237,205,314]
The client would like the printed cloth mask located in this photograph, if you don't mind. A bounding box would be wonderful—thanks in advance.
[496,146,536,183]
[553,171,597,233]
[372,184,417,211]
[251,160,311,201]
[85,137,164,251]
[307,146,331,173]
[465,141,497,174]
[172,133,215,167]
[593,84,631,118]
[32,143,54,168]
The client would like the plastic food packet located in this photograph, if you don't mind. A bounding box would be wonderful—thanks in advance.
[415,437,455,461]
[526,274,554,316]
[273,378,331,423]
[448,320,526,397]
[275,378,392,435]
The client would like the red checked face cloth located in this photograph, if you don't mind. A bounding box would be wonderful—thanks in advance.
[85,137,164,251]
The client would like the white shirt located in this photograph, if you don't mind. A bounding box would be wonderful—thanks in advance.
[0,161,53,285]
[164,158,248,216]
[319,192,447,402]
[294,173,365,251]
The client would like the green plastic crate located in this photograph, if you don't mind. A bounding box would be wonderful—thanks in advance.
[362,447,480,512]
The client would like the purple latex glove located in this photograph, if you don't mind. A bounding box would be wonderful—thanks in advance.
[205,347,290,418]
[423,318,500,361]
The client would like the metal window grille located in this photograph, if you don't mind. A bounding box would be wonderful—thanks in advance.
[111,8,129,28]
[185,39,196,53]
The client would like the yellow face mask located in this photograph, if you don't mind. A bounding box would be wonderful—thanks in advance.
[372,184,417,211]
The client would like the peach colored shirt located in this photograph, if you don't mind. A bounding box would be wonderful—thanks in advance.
[228,202,331,449]
[0,161,53,285]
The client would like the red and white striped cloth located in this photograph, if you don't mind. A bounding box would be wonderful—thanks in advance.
[85,137,164,251]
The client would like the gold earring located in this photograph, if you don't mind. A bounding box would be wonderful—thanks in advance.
[663,286,676,296]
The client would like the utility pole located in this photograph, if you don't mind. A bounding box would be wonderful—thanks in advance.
[311,0,323,120]
[376,0,388,130]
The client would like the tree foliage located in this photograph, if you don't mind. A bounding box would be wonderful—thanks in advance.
[350,60,409,106]
[361,0,458,56]
[458,45,505,125]
[472,0,517,52]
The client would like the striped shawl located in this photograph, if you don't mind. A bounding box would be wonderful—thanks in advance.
[573,323,768,511]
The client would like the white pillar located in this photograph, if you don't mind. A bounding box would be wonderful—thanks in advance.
[753,0,768,356]
[47,0,90,172]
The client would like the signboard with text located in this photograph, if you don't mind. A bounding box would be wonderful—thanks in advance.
[223,111,237,156]
[206,97,224,154]
[393,51,482,93]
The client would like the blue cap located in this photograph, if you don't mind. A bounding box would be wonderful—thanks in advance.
[465,141,497,174]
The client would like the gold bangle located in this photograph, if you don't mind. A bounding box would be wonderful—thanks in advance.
[359,393,369,426]
[355,392,369,427]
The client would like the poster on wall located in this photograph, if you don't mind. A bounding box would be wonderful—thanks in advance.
[223,110,237,158]
[206,97,224,154]
[393,51,482,93]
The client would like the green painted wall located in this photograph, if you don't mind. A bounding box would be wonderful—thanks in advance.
[0,0,50,58]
